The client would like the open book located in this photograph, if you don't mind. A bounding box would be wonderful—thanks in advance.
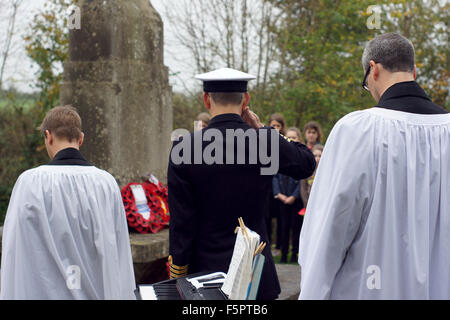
[221,218,266,300]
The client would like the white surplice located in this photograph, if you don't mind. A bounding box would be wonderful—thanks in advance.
[299,107,450,299]
[0,165,136,300]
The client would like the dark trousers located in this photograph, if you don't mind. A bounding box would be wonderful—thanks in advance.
[266,194,281,248]
[279,201,304,257]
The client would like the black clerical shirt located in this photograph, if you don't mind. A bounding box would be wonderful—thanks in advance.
[48,148,92,166]
[375,81,448,115]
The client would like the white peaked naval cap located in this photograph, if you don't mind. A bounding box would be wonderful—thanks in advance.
[195,68,256,92]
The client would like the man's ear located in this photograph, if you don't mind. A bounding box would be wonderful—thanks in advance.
[241,92,250,111]
[413,65,417,80]
[203,93,212,111]
[371,60,380,81]
[79,132,85,148]
[45,130,53,145]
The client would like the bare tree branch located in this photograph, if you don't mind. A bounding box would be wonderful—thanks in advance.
[159,0,278,113]
[0,0,23,89]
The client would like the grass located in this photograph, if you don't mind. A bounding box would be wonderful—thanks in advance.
[0,98,37,111]
[269,218,300,265]
[0,90,39,111]
[271,245,299,265]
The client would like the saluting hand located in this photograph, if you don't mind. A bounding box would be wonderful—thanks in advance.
[242,106,264,129]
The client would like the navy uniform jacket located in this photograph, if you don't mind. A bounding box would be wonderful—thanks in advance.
[168,113,316,300]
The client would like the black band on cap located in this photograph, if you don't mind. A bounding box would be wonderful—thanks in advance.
[204,81,248,93]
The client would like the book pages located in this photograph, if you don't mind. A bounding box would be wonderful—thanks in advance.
[222,226,260,300]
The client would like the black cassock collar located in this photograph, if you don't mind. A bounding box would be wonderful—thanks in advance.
[47,147,92,166]
[375,81,448,115]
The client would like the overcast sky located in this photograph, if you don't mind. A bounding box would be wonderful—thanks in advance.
[0,0,41,92]
[0,0,193,93]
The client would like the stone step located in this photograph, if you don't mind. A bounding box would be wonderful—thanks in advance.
[129,229,170,284]
[275,263,301,300]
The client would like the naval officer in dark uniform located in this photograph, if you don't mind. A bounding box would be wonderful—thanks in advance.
[167,68,316,300]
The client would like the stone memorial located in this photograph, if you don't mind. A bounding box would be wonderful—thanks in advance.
[60,0,173,283]
[60,0,173,184]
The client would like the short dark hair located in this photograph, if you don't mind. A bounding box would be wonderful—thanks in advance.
[362,33,415,73]
[209,92,244,106]
[268,113,286,135]
[39,105,82,143]
[303,121,323,144]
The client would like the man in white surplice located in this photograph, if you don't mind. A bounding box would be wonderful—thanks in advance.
[298,33,450,299]
[0,105,136,300]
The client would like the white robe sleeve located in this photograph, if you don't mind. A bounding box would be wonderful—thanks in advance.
[0,171,45,299]
[298,111,375,299]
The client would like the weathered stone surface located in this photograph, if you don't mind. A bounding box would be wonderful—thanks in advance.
[130,229,169,264]
[275,263,301,300]
[130,229,170,284]
[60,0,173,184]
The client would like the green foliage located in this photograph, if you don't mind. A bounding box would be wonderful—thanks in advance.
[24,0,71,113]
[0,0,72,224]
[261,0,448,141]
[251,0,374,138]
[0,91,47,223]
[1,0,448,223]
[173,92,205,131]
[380,0,449,107]
[169,0,448,140]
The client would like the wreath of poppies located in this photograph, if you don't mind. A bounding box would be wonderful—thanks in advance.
[121,180,170,234]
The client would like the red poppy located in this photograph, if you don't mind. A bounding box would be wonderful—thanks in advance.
[121,178,170,234]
